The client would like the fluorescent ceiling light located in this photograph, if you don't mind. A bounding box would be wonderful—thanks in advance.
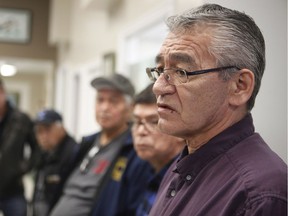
[0,64,17,76]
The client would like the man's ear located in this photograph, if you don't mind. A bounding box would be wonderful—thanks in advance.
[228,69,254,107]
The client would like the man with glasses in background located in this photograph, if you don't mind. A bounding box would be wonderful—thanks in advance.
[132,84,185,216]
[146,4,287,216]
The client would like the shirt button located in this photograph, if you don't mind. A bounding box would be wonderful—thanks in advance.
[170,190,176,197]
[186,175,192,181]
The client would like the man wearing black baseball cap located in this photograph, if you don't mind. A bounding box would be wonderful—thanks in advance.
[51,74,152,216]
[34,109,62,124]
[32,109,78,216]
[91,73,135,97]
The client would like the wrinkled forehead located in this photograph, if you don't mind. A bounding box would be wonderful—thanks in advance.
[156,31,214,67]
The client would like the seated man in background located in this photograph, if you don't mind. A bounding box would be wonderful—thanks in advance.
[51,74,152,216]
[132,83,185,216]
[32,109,79,216]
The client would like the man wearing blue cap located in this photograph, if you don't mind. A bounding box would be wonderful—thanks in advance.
[32,109,78,216]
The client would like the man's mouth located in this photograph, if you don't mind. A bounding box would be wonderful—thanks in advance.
[157,102,175,112]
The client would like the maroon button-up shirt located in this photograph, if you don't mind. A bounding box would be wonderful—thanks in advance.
[149,114,287,216]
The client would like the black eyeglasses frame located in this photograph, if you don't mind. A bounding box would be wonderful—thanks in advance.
[146,66,241,83]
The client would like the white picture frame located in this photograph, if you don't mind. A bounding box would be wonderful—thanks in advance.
[0,8,32,44]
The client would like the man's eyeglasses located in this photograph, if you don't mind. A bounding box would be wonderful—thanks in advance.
[146,66,240,86]
[131,118,158,131]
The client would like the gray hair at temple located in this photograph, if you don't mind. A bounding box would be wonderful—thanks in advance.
[166,4,265,110]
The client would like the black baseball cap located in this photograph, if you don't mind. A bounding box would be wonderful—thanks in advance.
[91,73,135,97]
[35,109,63,125]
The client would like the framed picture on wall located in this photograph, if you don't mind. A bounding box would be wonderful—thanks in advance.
[0,8,32,44]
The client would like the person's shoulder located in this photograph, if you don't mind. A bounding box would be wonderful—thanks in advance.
[8,108,34,128]
[81,132,99,143]
[125,152,153,174]
[10,108,31,121]
[65,134,78,146]
[120,130,134,149]
[61,135,79,155]
[73,132,99,162]
[229,133,287,176]
[227,133,287,197]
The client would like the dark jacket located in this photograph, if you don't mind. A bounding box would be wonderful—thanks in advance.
[49,129,152,216]
[0,101,40,198]
[32,134,79,216]
[88,132,153,216]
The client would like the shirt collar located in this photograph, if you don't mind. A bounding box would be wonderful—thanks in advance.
[149,158,177,190]
[174,113,255,180]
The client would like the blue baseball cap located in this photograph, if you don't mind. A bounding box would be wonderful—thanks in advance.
[35,109,63,125]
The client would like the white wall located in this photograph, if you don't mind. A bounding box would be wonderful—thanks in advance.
[52,0,287,161]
